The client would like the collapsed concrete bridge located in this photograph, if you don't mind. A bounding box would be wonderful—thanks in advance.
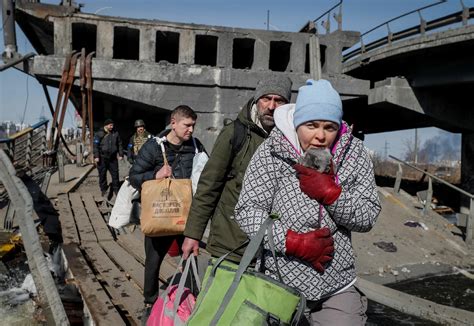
[2,1,474,209]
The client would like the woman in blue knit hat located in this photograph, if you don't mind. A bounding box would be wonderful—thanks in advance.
[235,79,381,325]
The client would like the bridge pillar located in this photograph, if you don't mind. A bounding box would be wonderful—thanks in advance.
[179,30,195,64]
[96,22,113,59]
[53,18,72,56]
[461,133,474,212]
[139,27,155,62]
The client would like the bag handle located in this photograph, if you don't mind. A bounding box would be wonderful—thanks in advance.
[161,256,201,324]
[210,217,275,325]
[155,136,175,180]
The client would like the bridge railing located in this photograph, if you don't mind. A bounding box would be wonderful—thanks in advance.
[389,155,473,246]
[0,149,69,325]
[300,0,343,34]
[343,1,474,62]
[0,120,49,173]
[0,120,50,202]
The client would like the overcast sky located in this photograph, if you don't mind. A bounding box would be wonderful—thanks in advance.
[0,0,469,157]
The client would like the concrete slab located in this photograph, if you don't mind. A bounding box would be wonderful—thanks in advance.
[354,187,474,284]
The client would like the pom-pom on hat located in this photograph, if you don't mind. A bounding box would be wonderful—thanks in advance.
[293,79,342,128]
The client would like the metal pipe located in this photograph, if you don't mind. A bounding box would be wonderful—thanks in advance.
[0,52,35,71]
[0,150,70,325]
[313,0,343,23]
[1,0,17,59]
[361,0,446,37]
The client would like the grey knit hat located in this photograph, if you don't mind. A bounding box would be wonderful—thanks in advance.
[254,75,293,102]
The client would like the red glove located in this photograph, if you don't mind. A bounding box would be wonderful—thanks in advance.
[285,228,334,273]
[293,164,341,205]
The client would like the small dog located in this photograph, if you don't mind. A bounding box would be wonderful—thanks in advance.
[298,147,334,173]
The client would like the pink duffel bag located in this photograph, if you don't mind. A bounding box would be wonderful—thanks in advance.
[147,256,200,326]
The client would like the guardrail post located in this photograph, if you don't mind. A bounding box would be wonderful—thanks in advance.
[394,163,402,193]
[76,142,83,167]
[58,152,65,183]
[418,10,426,35]
[467,197,473,245]
[386,23,393,45]
[424,176,433,215]
[461,1,469,26]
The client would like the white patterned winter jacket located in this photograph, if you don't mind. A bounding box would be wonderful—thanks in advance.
[234,104,381,301]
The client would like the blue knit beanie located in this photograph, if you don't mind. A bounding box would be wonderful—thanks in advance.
[293,79,342,128]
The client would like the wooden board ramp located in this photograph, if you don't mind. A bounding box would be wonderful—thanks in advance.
[56,191,181,324]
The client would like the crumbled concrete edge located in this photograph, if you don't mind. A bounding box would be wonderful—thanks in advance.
[357,261,473,285]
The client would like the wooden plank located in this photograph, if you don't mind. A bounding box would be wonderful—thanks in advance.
[82,193,113,242]
[83,242,143,325]
[116,232,177,283]
[116,233,145,264]
[69,192,97,243]
[100,241,145,290]
[358,278,474,325]
[63,164,95,194]
[63,244,125,326]
[56,194,80,245]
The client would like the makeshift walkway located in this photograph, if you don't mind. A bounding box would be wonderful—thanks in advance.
[56,191,178,325]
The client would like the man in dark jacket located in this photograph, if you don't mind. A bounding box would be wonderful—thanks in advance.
[127,119,151,164]
[128,105,205,324]
[93,119,123,197]
[182,75,292,262]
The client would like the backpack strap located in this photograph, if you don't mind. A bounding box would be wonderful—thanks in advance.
[230,119,249,158]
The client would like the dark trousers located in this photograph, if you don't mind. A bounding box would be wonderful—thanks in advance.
[143,235,184,304]
[97,156,119,193]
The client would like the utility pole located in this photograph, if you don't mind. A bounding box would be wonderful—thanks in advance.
[414,128,418,164]
[384,141,389,160]
[266,10,270,30]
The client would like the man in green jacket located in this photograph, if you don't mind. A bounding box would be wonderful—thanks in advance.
[182,75,292,262]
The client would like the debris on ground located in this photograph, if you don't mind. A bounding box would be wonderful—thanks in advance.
[373,241,398,252]
[404,220,429,230]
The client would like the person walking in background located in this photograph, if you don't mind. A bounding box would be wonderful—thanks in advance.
[181,74,293,262]
[93,118,123,197]
[128,105,205,325]
[127,119,151,164]
[234,79,381,325]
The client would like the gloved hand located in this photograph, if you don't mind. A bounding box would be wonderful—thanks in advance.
[285,228,334,273]
[293,163,341,205]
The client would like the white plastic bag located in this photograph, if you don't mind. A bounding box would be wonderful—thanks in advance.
[108,178,138,228]
[191,138,209,195]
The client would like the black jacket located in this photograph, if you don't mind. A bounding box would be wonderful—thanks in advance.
[93,129,123,159]
[129,130,206,190]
